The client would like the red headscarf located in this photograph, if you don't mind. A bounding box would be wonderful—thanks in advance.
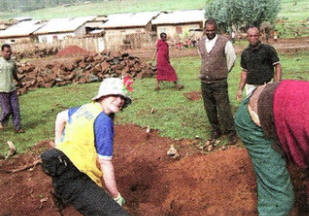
[273,80,309,168]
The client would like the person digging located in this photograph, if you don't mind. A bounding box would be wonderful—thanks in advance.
[41,78,132,216]
[235,80,309,216]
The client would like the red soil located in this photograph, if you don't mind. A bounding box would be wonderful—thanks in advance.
[183,91,202,101]
[56,45,89,58]
[0,124,308,216]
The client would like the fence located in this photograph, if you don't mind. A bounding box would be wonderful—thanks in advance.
[9,31,160,56]
[11,36,105,54]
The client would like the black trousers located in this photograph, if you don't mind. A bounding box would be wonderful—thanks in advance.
[201,80,235,134]
[41,149,129,216]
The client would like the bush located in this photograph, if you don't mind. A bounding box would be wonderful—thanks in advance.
[205,0,281,32]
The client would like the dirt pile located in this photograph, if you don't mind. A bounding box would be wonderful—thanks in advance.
[0,125,308,216]
[56,45,89,57]
[183,91,202,101]
[16,52,156,95]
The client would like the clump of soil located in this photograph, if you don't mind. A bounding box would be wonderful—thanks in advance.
[16,52,155,95]
[56,45,89,57]
[0,125,308,216]
[183,91,202,101]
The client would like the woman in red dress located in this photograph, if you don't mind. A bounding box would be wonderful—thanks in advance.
[154,32,183,91]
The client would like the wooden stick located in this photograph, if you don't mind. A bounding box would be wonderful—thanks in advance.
[5,141,17,160]
[0,159,41,173]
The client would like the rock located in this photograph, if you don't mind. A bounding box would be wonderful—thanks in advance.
[167,144,180,159]
[206,145,214,152]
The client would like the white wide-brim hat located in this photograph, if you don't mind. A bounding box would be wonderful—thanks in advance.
[92,78,132,108]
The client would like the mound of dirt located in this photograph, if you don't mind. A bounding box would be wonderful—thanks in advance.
[56,45,89,58]
[183,91,202,101]
[0,125,308,216]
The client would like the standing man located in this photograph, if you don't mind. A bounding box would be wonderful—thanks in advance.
[236,26,282,100]
[0,44,24,133]
[198,18,237,144]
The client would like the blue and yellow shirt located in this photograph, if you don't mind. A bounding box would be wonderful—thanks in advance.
[57,102,114,186]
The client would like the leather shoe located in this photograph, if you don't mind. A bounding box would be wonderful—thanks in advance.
[210,130,221,140]
[15,128,25,133]
[228,133,238,145]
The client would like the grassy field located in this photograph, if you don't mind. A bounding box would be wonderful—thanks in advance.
[0,0,308,37]
[1,51,309,155]
[0,0,207,20]
[276,0,309,37]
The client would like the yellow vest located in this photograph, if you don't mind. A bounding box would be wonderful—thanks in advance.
[57,102,103,186]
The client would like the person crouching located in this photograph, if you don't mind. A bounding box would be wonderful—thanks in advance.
[41,78,131,216]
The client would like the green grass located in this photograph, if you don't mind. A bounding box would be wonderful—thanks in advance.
[279,0,309,22]
[276,0,309,37]
[0,0,307,38]
[0,0,207,20]
[1,51,309,155]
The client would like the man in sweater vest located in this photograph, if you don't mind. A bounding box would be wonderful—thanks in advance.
[198,18,237,144]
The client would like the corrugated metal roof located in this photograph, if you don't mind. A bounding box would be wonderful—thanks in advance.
[85,21,105,29]
[152,10,205,25]
[0,20,45,38]
[11,17,33,22]
[34,16,96,35]
[102,12,159,28]
[89,29,105,34]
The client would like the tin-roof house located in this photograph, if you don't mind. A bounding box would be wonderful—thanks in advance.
[33,16,96,43]
[0,20,45,43]
[102,12,159,50]
[152,10,205,40]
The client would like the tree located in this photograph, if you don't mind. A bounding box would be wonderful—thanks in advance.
[205,0,281,32]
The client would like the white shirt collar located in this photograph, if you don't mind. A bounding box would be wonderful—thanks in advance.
[206,34,218,43]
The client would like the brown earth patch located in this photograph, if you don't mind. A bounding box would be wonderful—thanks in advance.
[0,124,308,216]
[183,91,202,101]
[56,45,90,58]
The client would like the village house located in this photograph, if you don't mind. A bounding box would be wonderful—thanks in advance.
[101,12,159,50]
[0,20,45,44]
[151,9,205,46]
[33,16,96,43]
[85,15,108,33]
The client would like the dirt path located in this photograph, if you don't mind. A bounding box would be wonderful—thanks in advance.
[0,124,308,216]
[128,37,309,61]
[24,37,309,69]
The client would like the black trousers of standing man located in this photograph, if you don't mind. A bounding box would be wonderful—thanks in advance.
[201,79,235,137]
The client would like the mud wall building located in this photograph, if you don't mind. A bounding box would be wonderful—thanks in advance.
[33,16,96,43]
[0,20,45,44]
[151,10,205,42]
[102,12,159,50]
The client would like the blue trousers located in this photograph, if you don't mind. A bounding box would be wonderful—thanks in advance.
[0,90,21,130]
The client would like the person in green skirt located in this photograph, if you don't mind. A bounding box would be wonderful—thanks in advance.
[235,80,309,216]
